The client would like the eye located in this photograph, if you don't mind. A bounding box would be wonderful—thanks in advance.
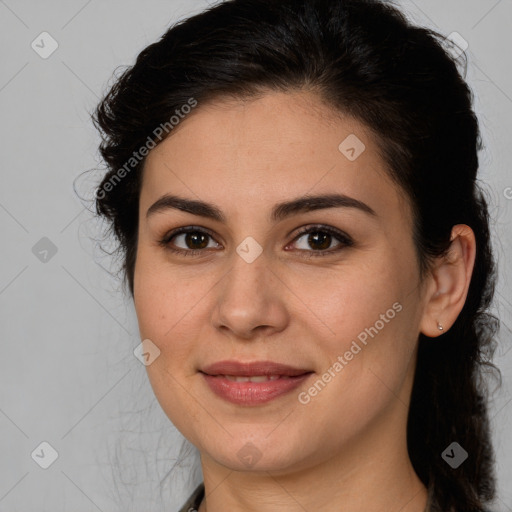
[159,226,221,256]
[288,225,354,257]
[159,224,353,257]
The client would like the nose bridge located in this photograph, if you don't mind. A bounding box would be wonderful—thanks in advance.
[224,239,270,301]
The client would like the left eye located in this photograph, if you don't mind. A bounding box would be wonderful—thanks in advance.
[289,226,353,254]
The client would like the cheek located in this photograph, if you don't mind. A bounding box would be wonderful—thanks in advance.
[297,308,416,451]
[305,259,401,340]
[303,258,417,397]
[133,248,200,339]
[133,261,204,437]
[134,282,195,372]
[133,249,215,385]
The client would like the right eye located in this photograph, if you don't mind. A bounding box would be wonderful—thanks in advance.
[159,226,222,256]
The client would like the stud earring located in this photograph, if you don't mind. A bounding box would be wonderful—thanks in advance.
[437,322,444,331]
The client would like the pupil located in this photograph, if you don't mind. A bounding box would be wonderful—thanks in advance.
[309,232,331,250]
[186,232,208,249]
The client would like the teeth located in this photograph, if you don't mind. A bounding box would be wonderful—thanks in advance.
[223,375,285,382]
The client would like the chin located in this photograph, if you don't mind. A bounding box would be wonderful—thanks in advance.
[199,428,314,474]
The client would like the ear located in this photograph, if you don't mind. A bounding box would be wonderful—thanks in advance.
[419,224,476,338]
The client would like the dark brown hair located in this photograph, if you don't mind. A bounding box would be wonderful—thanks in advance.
[92,0,500,509]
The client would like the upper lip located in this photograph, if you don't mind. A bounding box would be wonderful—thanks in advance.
[201,360,312,377]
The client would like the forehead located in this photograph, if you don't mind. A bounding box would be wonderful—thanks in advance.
[140,90,411,223]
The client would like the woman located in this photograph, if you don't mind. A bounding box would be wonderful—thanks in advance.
[92,0,500,510]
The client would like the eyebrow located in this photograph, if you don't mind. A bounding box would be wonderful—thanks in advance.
[146,193,377,222]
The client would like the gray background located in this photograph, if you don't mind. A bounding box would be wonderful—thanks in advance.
[0,0,511,510]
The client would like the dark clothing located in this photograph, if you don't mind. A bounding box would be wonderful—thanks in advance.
[178,483,204,512]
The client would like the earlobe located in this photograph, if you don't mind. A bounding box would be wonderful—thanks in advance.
[419,224,476,338]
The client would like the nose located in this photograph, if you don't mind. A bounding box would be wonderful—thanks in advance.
[211,248,290,340]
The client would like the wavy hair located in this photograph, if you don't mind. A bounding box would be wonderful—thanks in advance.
[92,0,500,509]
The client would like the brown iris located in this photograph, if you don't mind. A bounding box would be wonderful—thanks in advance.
[307,232,332,250]
[185,232,209,250]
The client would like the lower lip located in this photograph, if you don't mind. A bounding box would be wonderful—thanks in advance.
[201,373,313,406]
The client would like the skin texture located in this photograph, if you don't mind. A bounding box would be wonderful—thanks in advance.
[133,90,476,512]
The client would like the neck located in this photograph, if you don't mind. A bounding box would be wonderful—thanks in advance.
[197,403,428,512]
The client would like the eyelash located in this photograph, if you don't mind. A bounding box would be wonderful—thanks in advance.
[159,224,354,258]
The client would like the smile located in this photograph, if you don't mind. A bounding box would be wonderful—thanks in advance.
[200,360,313,405]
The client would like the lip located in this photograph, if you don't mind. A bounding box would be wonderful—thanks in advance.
[200,360,313,406]
[201,360,311,377]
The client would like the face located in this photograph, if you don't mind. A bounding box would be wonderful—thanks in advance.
[133,90,430,474]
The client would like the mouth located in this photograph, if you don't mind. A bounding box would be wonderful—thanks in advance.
[221,374,290,382]
[200,360,314,406]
